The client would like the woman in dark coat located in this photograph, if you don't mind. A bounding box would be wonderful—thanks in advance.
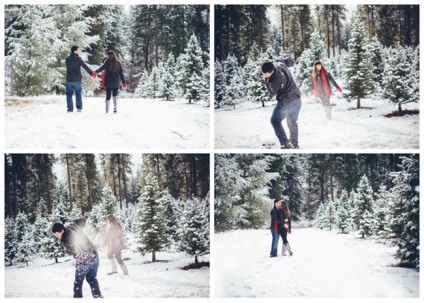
[279,201,293,256]
[93,51,127,113]
[312,61,342,120]
[104,214,128,275]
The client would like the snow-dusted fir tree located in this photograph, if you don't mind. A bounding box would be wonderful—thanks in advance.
[367,36,385,94]
[16,229,33,266]
[373,184,390,240]
[134,70,152,99]
[5,217,18,266]
[314,202,326,230]
[89,186,118,231]
[214,154,247,231]
[233,154,278,229]
[136,174,168,262]
[334,189,352,234]
[388,156,419,268]
[222,54,242,108]
[176,34,205,103]
[157,54,176,101]
[296,30,326,93]
[157,191,181,248]
[214,60,225,108]
[5,5,99,96]
[178,196,210,264]
[199,55,210,105]
[42,230,66,263]
[351,175,375,237]
[244,57,271,107]
[358,209,375,238]
[32,214,51,256]
[50,195,69,224]
[383,46,419,112]
[343,17,374,109]
[150,66,161,99]
[323,202,336,230]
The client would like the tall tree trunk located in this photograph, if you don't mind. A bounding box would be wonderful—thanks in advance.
[66,154,73,212]
[191,155,197,197]
[280,6,285,51]
[331,6,336,58]
[117,155,123,210]
[122,157,128,209]
[84,155,93,211]
[326,10,331,58]
[152,249,156,262]
[337,8,341,55]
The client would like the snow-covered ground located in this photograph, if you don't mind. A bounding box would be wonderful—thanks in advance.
[215,95,419,149]
[214,228,419,298]
[5,249,209,298]
[5,96,210,150]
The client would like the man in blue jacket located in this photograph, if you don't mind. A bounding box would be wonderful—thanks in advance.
[65,46,94,112]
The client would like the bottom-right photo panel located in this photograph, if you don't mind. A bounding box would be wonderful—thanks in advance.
[214,153,419,298]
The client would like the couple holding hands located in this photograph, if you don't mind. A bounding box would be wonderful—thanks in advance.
[65,46,127,114]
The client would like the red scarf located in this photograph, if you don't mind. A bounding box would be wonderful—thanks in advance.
[100,71,106,89]
[313,70,331,96]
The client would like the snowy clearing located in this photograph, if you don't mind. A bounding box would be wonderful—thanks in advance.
[5,249,209,298]
[5,96,210,150]
[214,228,419,298]
[215,95,419,149]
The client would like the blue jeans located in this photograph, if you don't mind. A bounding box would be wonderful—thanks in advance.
[270,229,280,257]
[270,98,302,146]
[66,81,83,112]
[73,256,101,298]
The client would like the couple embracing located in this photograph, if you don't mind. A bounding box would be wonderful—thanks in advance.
[270,199,293,257]
[66,45,127,113]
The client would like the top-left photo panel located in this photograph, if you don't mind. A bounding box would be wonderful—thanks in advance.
[4,4,210,150]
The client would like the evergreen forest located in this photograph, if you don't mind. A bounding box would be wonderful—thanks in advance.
[4,154,210,265]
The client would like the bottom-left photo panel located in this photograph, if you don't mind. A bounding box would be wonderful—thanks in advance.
[4,153,210,298]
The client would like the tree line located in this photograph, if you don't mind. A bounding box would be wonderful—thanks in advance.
[215,5,419,64]
[4,154,210,222]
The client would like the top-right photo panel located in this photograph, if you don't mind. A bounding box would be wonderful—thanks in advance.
[214,5,419,150]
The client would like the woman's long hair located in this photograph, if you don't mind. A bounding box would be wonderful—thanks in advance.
[281,201,291,218]
[312,62,329,79]
[106,50,121,72]
[106,214,122,228]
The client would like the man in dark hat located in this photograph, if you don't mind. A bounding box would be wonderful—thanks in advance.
[261,58,302,149]
[52,218,103,298]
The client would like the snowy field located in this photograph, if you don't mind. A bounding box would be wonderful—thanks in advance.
[215,95,419,149]
[5,96,210,150]
[5,249,209,298]
[214,228,419,298]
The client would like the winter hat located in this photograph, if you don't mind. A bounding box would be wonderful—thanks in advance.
[52,222,65,233]
[261,61,275,73]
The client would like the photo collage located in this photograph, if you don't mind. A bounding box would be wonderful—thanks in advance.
[2,1,421,301]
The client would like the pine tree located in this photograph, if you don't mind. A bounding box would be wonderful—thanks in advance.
[388,156,419,268]
[343,17,373,108]
[383,46,419,112]
[244,57,271,107]
[89,186,118,231]
[16,230,33,266]
[5,217,18,266]
[136,175,168,262]
[158,191,180,247]
[352,175,375,237]
[314,202,326,230]
[176,34,205,103]
[373,184,390,240]
[367,36,385,92]
[296,30,326,93]
[323,201,336,230]
[134,70,152,99]
[334,189,352,233]
[157,54,176,101]
[178,196,210,264]
[214,60,225,108]
[32,214,50,256]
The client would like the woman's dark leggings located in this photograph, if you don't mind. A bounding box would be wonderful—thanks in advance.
[106,88,119,100]
[280,229,288,244]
